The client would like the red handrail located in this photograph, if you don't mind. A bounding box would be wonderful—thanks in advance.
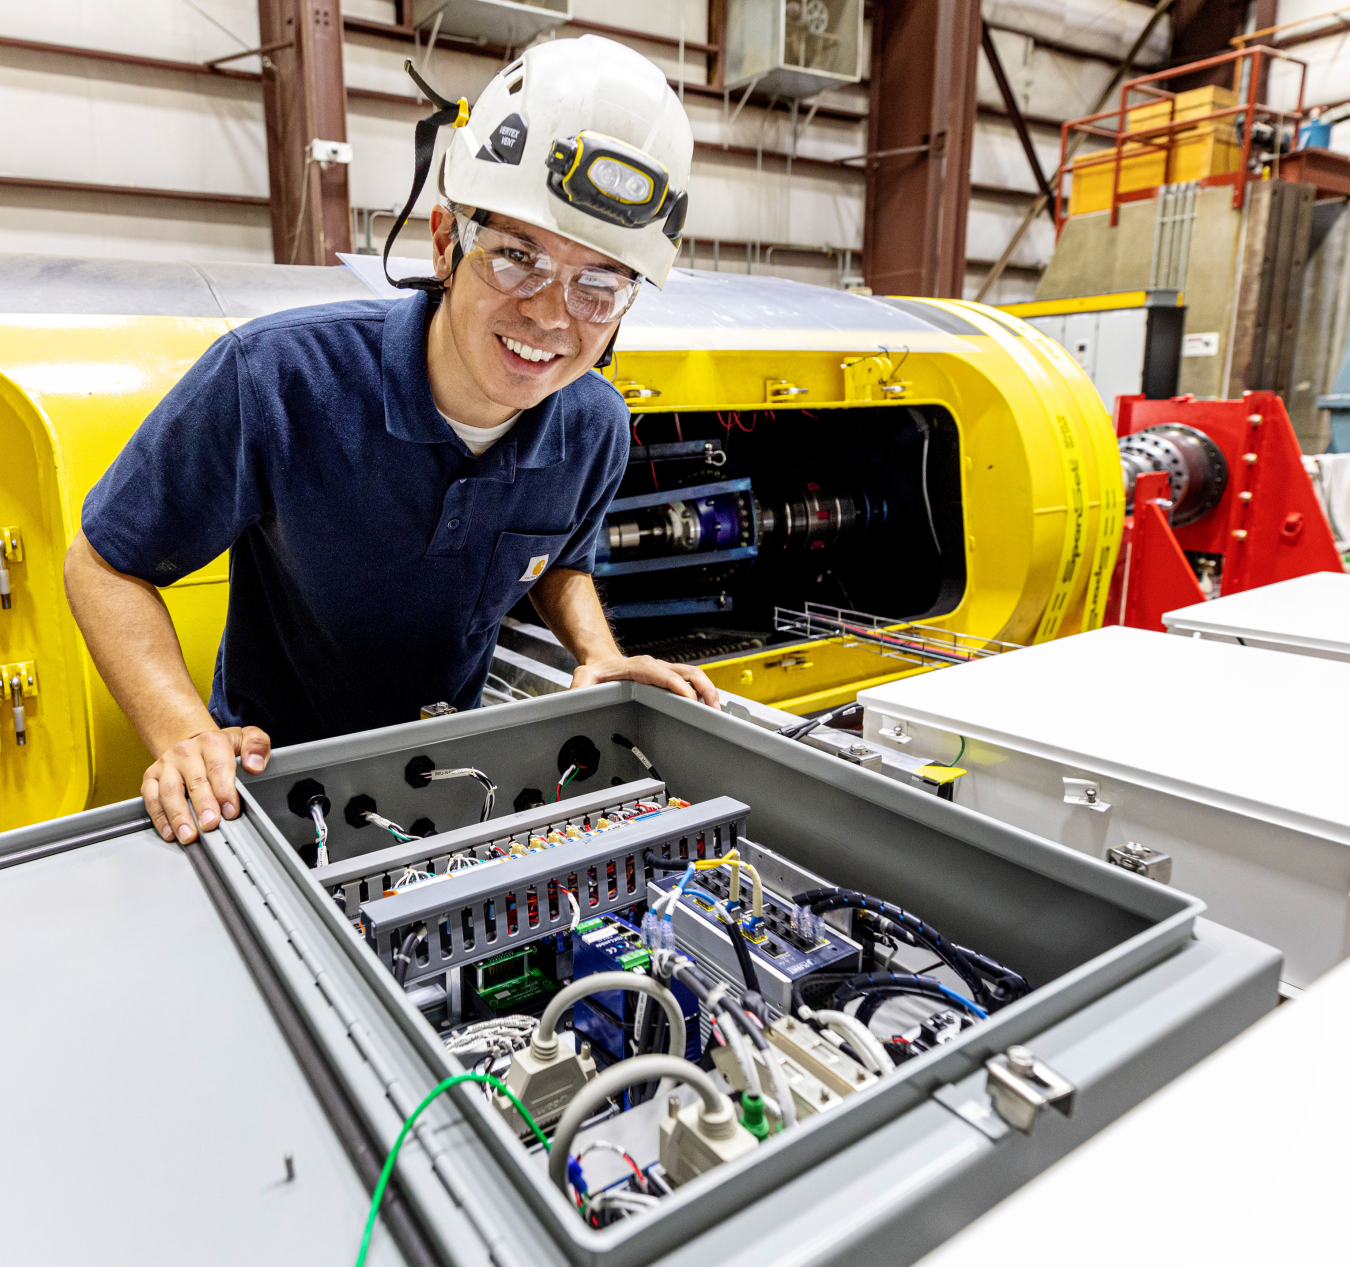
[1054,44,1309,238]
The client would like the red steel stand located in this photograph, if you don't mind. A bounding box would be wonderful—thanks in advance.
[1109,391,1343,629]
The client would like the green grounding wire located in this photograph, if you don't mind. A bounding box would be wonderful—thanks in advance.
[354,1072,549,1267]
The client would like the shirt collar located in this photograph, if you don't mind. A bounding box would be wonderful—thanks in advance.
[380,290,566,472]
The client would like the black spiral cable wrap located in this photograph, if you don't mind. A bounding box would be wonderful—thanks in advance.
[790,972,853,1018]
[644,849,694,871]
[829,972,973,1023]
[791,887,1030,1011]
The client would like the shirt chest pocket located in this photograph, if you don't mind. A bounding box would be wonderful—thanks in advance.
[468,529,574,633]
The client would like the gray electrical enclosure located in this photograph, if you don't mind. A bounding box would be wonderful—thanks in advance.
[0,683,1280,1265]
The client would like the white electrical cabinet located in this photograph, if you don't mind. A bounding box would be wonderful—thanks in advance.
[1164,571,1350,662]
[859,625,1350,990]
[725,0,864,98]
[1025,308,1149,406]
[1005,291,1184,406]
[920,952,1350,1265]
[412,0,569,47]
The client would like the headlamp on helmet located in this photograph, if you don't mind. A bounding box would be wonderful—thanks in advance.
[546,131,683,236]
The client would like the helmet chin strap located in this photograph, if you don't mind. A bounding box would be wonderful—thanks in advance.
[595,326,619,370]
[383,61,470,296]
[388,63,622,372]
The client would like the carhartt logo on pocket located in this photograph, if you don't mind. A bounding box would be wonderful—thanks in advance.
[520,555,549,580]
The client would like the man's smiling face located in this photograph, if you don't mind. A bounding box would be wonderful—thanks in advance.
[429,204,630,413]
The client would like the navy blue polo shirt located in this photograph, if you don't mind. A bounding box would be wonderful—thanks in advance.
[82,290,629,746]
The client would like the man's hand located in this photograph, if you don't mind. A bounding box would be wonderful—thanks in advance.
[527,568,718,706]
[143,725,272,844]
[571,655,719,707]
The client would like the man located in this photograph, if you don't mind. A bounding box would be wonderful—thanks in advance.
[63,36,715,848]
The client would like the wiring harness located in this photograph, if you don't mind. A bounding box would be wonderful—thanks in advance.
[651,950,795,1130]
[441,1015,538,1063]
[791,886,1030,1012]
[612,731,663,782]
[775,701,863,743]
[642,849,761,992]
[310,801,330,867]
[404,755,497,821]
[363,810,422,843]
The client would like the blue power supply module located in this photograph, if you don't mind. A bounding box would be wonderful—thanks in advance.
[571,913,701,1063]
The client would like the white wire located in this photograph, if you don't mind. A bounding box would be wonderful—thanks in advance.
[364,811,415,841]
[712,1005,762,1097]
[710,896,797,1123]
[658,864,696,921]
[311,804,329,868]
[443,1015,537,1055]
[917,422,942,556]
[813,1009,893,1073]
[485,671,530,701]
[566,888,581,931]
[427,766,497,822]
[587,1190,660,1216]
[577,1139,649,1192]
[556,763,578,800]
[751,1020,797,1128]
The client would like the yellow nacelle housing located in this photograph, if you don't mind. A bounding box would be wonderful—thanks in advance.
[0,256,1120,829]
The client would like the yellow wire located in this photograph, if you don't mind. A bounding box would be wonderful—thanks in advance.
[693,851,763,918]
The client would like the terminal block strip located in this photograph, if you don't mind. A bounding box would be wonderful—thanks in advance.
[317,777,665,916]
[361,796,749,986]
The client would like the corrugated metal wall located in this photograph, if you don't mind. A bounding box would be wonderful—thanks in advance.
[0,0,1179,300]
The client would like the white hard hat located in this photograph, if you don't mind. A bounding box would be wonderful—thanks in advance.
[439,36,693,287]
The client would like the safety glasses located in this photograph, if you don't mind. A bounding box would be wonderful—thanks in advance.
[457,216,643,325]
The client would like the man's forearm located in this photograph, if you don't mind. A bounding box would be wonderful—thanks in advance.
[528,567,621,664]
[532,566,719,706]
[63,530,215,754]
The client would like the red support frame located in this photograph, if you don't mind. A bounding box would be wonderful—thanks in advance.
[1114,391,1342,605]
[1054,44,1309,239]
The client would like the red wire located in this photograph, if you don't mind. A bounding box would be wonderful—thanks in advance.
[673,412,683,441]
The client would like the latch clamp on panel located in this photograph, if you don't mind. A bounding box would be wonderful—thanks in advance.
[985,1045,1076,1135]
[1107,841,1172,884]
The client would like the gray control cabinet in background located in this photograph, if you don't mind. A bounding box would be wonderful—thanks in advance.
[0,684,1279,1266]
[1024,292,1185,405]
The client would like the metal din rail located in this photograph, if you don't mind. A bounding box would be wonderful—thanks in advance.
[773,603,1023,669]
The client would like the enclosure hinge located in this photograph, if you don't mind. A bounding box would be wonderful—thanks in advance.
[1063,777,1110,811]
